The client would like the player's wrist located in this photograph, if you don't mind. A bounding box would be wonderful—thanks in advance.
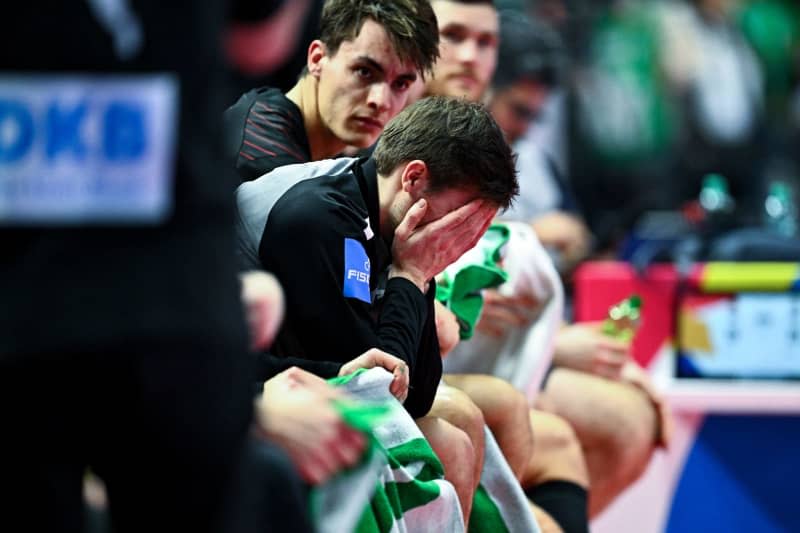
[388,266,428,293]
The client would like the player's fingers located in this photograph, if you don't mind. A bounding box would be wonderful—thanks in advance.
[424,199,484,234]
[395,199,428,240]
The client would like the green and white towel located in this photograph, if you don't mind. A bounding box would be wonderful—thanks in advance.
[309,398,396,533]
[470,425,540,533]
[436,224,510,340]
[318,368,541,532]
[445,222,563,401]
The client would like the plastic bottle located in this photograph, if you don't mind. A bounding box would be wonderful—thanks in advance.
[763,180,798,238]
[602,294,642,342]
[699,173,734,217]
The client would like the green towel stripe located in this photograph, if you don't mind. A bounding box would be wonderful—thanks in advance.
[375,484,403,531]
[327,368,368,386]
[387,478,442,515]
[354,486,398,533]
[353,465,445,531]
[386,437,444,478]
[353,503,382,533]
[468,485,510,533]
[436,223,511,339]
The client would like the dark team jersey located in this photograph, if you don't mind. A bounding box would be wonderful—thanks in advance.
[235,157,443,418]
[0,1,278,358]
[224,86,311,181]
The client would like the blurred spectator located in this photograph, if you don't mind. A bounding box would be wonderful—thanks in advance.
[568,0,682,252]
[488,10,592,274]
[736,0,800,201]
[673,0,767,219]
[737,0,799,125]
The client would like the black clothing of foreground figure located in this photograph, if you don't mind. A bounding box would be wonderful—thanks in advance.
[0,2,311,532]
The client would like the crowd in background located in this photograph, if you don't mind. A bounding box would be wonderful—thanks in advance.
[243,0,800,258]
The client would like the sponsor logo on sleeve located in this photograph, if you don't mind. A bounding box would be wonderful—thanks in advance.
[343,238,371,303]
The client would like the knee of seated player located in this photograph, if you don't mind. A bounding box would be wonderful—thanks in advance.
[429,384,486,456]
[442,374,532,478]
[417,416,475,478]
[579,381,657,474]
[524,409,588,489]
[434,300,461,357]
[416,415,477,520]
[542,368,658,459]
[443,374,530,431]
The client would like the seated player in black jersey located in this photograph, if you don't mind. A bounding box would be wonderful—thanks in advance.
[235,97,519,525]
[224,0,439,181]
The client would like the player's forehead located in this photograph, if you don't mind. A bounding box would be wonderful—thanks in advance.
[432,1,499,36]
[424,185,479,217]
[334,18,419,79]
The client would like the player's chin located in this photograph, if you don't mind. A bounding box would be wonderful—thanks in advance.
[444,80,482,102]
[343,130,380,150]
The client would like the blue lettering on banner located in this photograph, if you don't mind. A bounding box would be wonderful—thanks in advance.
[0,75,178,224]
[343,238,371,303]
[46,101,88,160]
[103,101,146,161]
[0,100,34,163]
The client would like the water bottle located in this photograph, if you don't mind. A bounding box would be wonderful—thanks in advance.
[699,173,734,216]
[763,180,798,238]
[602,294,642,343]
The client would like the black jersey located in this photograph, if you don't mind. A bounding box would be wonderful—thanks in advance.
[224,86,311,181]
[0,1,278,359]
[235,157,442,418]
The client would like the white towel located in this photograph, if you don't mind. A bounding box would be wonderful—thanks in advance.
[445,221,563,401]
[323,368,541,532]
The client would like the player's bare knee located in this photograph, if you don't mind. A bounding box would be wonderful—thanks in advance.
[493,389,534,479]
[418,416,474,468]
[508,389,533,439]
[607,391,657,462]
[448,424,476,473]
[545,413,581,456]
[433,386,486,446]
[530,411,590,488]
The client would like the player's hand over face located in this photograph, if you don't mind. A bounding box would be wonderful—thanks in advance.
[476,289,543,337]
[256,367,366,485]
[553,322,631,380]
[390,198,496,292]
[339,348,409,403]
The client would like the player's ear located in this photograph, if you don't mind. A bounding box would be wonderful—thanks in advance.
[400,160,429,195]
[307,40,327,79]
